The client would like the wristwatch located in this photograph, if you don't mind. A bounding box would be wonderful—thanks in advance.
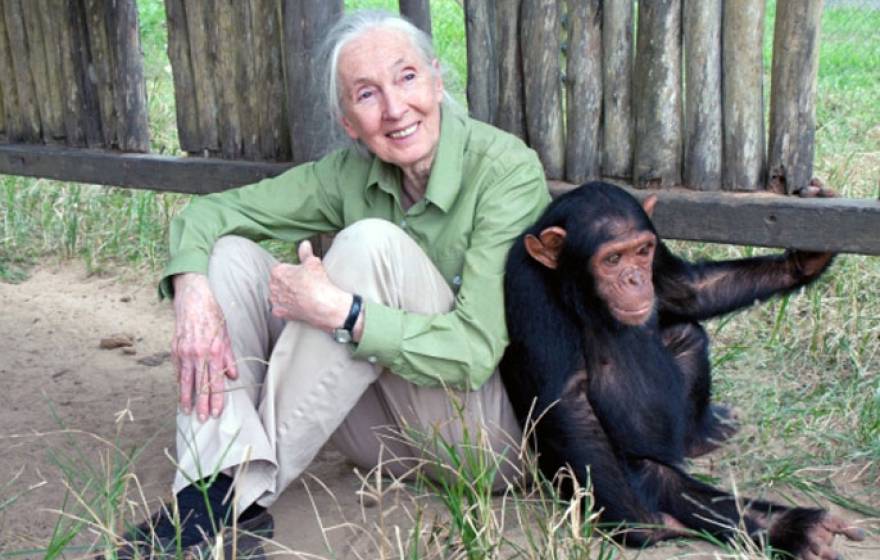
[333,294,363,344]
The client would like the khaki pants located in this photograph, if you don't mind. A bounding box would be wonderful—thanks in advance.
[174,219,522,510]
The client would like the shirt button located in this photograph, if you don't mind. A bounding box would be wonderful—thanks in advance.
[368,356,378,364]
[399,219,407,228]
[453,275,462,286]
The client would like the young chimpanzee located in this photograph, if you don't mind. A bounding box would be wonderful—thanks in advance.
[500,181,864,558]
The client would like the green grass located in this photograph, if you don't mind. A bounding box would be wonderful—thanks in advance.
[1,0,879,557]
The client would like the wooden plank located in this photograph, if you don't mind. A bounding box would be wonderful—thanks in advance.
[722,0,766,191]
[601,0,634,179]
[0,144,291,195]
[283,0,343,164]
[233,0,258,160]
[252,0,289,161]
[69,0,105,148]
[164,0,201,153]
[2,142,877,255]
[0,1,22,142]
[184,0,220,152]
[464,0,497,124]
[3,0,42,142]
[493,0,525,139]
[548,180,880,255]
[564,0,602,184]
[399,0,431,35]
[768,0,824,195]
[683,0,722,190]
[21,1,65,143]
[37,0,73,144]
[112,0,150,152]
[211,0,243,158]
[633,0,683,189]
[521,0,564,179]
[84,0,118,147]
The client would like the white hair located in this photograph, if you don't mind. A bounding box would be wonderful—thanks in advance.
[318,10,452,153]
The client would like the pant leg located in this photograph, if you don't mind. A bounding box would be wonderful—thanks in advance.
[173,236,285,495]
[326,220,523,491]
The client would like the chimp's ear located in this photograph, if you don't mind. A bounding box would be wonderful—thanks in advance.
[642,194,658,218]
[524,226,567,270]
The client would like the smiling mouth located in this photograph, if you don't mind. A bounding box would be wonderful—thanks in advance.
[387,122,419,139]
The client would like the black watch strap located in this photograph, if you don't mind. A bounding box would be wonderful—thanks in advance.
[342,294,363,334]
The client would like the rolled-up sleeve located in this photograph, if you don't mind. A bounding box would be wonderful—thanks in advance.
[158,153,349,299]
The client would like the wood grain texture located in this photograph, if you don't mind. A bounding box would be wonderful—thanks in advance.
[768,0,824,194]
[564,0,602,184]
[494,0,525,139]
[521,0,564,179]
[0,1,22,142]
[211,0,243,158]
[683,0,722,190]
[399,0,431,35]
[37,0,71,144]
[165,0,201,152]
[601,0,634,179]
[721,0,766,191]
[68,0,105,148]
[113,0,150,152]
[3,0,41,142]
[633,0,682,188]
[185,0,220,152]
[84,0,118,147]
[21,1,64,143]
[464,0,497,124]
[283,0,343,164]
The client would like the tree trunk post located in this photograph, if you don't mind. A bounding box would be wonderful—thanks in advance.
[683,0,722,190]
[399,0,431,35]
[521,0,564,179]
[494,0,525,139]
[601,0,634,179]
[769,0,824,194]
[564,0,602,184]
[465,0,498,124]
[722,0,766,191]
[633,0,683,188]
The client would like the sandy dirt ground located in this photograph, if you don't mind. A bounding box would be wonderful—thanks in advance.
[0,265,876,559]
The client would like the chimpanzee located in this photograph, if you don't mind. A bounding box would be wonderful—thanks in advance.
[500,181,864,557]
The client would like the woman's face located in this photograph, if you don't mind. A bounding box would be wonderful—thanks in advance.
[337,28,444,172]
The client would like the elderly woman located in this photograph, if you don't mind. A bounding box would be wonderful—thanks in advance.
[131,10,550,555]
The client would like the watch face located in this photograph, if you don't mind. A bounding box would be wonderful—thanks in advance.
[333,328,352,344]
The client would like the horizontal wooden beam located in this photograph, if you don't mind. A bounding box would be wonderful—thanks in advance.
[549,180,880,255]
[0,143,291,195]
[1,144,878,254]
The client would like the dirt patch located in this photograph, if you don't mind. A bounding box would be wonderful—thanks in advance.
[0,265,876,558]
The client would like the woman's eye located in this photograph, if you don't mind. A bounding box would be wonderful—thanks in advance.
[403,71,416,82]
[357,90,373,101]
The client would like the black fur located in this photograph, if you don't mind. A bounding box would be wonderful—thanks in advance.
[500,181,833,553]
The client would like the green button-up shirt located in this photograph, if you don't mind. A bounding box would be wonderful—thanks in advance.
[160,106,550,390]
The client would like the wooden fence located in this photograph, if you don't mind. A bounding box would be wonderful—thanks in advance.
[0,0,877,254]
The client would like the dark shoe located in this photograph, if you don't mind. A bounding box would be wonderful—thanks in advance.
[104,508,274,559]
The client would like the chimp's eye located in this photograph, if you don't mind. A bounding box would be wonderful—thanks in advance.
[605,253,621,266]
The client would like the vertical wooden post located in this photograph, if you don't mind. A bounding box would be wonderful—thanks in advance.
[564,0,602,184]
[399,0,431,35]
[68,0,104,148]
[283,0,343,164]
[211,0,243,158]
[601,0,634,179]
[38,0,73,144]
[0,1,23,142]
[464,0,497,124]
[521,0,564,179]
[234,0,259,160]
[185,0,221,154]
[165,0,201,153]
[683,0,722,190]
[113,0,150,152]
[21,1,65,143]
[722,0,766,191]
[53,1,86,147]
[252,0,289,161]
[769,0,824,194]
[3,0,41,142]
[83,0,118,147]
[633,0,682,188]
[494,0,525,139]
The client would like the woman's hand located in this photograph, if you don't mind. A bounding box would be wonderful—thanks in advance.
[269,241,354,333]
[171,273,239,421]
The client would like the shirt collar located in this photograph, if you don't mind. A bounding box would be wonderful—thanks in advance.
[363,105,467,213]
